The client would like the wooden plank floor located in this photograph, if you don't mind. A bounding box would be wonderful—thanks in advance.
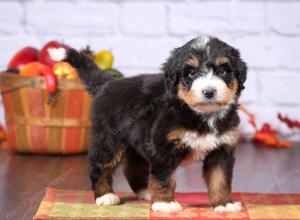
[0,141,299,219]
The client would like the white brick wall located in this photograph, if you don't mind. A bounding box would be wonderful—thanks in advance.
[120,3,166,36]
[0,0,299,139]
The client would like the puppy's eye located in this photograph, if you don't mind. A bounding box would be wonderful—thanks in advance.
[216,67,227,76]
[188,69,198,78]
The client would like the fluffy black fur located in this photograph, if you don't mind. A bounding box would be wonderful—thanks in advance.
[64,36,247,210]
[66,48,114,95]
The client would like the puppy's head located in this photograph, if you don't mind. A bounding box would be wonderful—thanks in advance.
[163,36,247,113]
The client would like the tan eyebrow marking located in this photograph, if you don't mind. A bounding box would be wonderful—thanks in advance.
[215,57,229,67]
[186,54,200,68]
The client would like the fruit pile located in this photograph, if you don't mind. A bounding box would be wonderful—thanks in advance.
[240,106,294,148]
[6,40,123,94]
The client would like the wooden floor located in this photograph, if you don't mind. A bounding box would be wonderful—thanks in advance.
[0,141,299,220]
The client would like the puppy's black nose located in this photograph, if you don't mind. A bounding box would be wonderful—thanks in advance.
[202,88,216,99]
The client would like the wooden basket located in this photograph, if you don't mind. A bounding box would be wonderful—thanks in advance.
[0,73,92,154]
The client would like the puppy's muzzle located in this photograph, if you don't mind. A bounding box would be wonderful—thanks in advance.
[202,87,217,100]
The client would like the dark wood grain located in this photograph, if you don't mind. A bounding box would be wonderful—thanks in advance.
[0,141,299,220]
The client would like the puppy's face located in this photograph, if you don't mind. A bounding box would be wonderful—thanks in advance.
[163,36,247,113]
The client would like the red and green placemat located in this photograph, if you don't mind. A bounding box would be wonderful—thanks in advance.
[34,188,300,220]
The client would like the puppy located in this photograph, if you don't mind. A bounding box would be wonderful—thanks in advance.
[50,36,247,212]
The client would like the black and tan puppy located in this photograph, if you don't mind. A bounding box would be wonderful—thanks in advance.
[50,36,247,212]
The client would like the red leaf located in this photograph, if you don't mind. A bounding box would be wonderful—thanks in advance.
[278,113,300,129]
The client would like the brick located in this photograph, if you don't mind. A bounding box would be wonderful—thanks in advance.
[239,70,257,104]
[25,1,119,36]
[229,2,265,34]
[120,2,166,36]
[267,2,300,35]
[258,70,300,106]
[0,1,23,34]
[267,37,300,69]
[0,35,41,69]
[169,2,230,35]
[90,37,182,73]
[233,36,269,68]
[234,36,300,69]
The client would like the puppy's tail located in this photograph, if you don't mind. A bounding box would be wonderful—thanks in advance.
[48,47,114,96]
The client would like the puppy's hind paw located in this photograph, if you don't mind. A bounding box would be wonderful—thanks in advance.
[213,201,242,212]
[95,193,120,206]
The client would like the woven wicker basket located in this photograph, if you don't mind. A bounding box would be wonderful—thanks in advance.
[0,73,91,154]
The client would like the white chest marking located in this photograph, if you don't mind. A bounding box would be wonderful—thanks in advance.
[181,129,238,161]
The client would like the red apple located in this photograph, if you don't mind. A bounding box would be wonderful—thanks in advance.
[8,47,39,70]
[20,62,57,94]
[38,41,70,67]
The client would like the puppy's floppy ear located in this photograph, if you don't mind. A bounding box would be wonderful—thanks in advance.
[236,60,247,91]
[162,46,187,93]
[231,48,247,93]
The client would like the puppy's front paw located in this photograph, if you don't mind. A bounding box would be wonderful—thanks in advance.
[213,201,242,212]
[152,201,182,212]
[95,193,120,206]
[136,189,151,201]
